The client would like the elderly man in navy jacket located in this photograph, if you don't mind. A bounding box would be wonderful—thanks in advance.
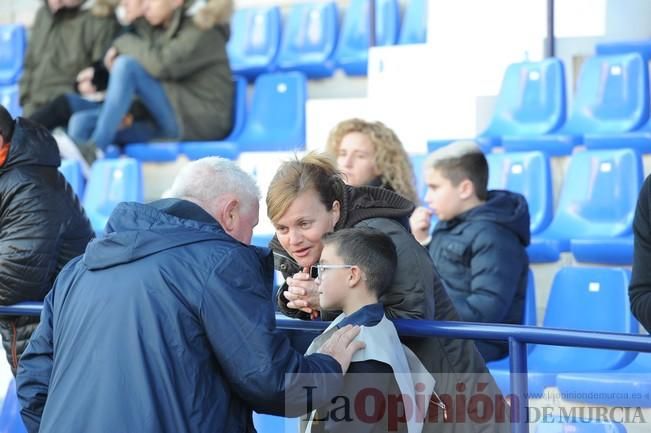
[16,157,363,433]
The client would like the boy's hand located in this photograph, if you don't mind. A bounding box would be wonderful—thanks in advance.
[284,268,320,314]
[104,47,119,71]
[318,325,365,373]
[410,206,433,243]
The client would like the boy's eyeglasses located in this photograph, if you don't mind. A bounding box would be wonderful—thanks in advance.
[310,264,354,279]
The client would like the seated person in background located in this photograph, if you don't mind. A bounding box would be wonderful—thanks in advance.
[76,0,234,164]
[630,174,651,332]
[325,118,419,204]
[304,227,435,433]
[19,0,119,117]
[410,141,530,362]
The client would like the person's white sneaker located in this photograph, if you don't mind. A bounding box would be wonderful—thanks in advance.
[52,128,91,178]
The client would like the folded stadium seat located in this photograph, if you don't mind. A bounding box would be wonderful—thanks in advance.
[428,58,567,153]
[486,151,553,235]
[237,72,307,152]
[83,158,143,234]
[335,0,400,76]
[488,267,637,396]
[503,53,650,156]
[0,85,21,117]
[523,268,537,327]
[252,413,299,433]
[275,2,338,78]
[570,236,634,265]
[398,0,428,45]
[227,6,281,81]
[527,148,641,263]
[180,76,247,160]
[104,145,121,159]
[59,159,86,199]
[535,417,627,433]
[0,25,26,85]
[556,350,651,408]
[0,379,27,433]
[596,39,651,62]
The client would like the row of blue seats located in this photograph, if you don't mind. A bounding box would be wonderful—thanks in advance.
[430,53,651,156]
[228,0,427,79]
[413,147,640,265]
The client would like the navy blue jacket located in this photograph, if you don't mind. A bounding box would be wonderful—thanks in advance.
[16,199,343,433]
[427,190,530,361]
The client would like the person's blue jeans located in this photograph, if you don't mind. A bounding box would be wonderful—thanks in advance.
[90,56,179,150]
[69,107,157,146]
[65,93,102,113]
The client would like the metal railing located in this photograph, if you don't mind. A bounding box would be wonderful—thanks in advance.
[4,303,651,433]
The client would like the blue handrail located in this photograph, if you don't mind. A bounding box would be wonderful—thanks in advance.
[4,303,651,433]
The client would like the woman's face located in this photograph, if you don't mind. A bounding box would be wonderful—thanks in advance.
[273,190,340,268]
[336,132,381,187]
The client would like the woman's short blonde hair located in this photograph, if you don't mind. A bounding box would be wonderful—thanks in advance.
[266,152,345,224]
[325,118,418,203]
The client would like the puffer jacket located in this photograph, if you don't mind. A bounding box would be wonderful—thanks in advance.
[19,0,119,116]
[272,185,510,433]
[112,0,234,140]
[0,117,93,374]
[428,190,530,361]
[17,199,343,433]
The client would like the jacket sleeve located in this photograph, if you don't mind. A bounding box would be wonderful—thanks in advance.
[112,24,225,81]
[15,289,55,433]
[18,7,45,109]
[0,182,63,305]
[201,247,343,416]
[630,176,651,332]
[456,227,525,323]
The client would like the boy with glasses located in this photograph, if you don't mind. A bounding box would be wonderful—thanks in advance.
[302,227,438,433]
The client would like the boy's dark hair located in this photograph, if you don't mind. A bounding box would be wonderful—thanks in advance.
[321,227,397,298]
[425,141,489,201]
[0,105,14,143]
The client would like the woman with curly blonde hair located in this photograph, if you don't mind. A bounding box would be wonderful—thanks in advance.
[325,118,419,203]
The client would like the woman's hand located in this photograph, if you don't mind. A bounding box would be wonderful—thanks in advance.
[283,268,320,316]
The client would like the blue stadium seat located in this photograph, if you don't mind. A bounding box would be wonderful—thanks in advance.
[227,7,281,80]
[504,54,649,156]
[398,0,428,45]
[335,0,400,76]
[486,151,553,235]
[59,159,86,199]
[0,85,21,118]
[428,59,566,152]
[0,379,27,433]
[489,267,636,395]
[535,417,627,433]
[181,76,246,160]
[570,236,634,265]
[527,149,641,263]
[124,142,180,162]
[252,413,299,433]
[523,269,537,327]
[83,158,143,234]
[276,2,338,78]
[597,39,651,62]
[237,72,306,152]
[556,351,651,407]
[0,25,26,85]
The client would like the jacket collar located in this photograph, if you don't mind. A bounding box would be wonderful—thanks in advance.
[336,303,384,328]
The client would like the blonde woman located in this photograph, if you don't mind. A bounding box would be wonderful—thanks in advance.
[326,118,419,203]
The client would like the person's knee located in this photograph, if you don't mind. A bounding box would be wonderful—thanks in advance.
[111,56,141,78]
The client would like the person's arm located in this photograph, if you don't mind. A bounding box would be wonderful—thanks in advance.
[19,7,46,110]
[15,285,57,433]
[630,176,651,332]
[88,16,120,63]
[112,23,226,81]
[201,247,344,416]
[455,228,526,323]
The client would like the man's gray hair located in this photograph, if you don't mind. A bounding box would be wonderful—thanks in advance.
[166,157,260,212]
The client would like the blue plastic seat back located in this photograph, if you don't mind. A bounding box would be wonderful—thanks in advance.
[237,72,307,151]
[399,0,428,44]
[535,267,636,369]
[564,54,649,134]
[227,7,281,74]
[484,59,566,137]
[0,379,27,433]
[535,417,627,433]
[523,269,537,326]
[487,151,553,235]
[0,85,21,118]
[59,159,86,199]
[0,25,26,85]
[336,0,400,56]
[83,158,143,234]
[252,413,299,433]
[546,149,642,238]
[224,76,248,141]
[277,2,338,67]
[409,153,428,204]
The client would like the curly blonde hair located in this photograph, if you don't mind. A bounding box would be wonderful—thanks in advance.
[325,119,418,203]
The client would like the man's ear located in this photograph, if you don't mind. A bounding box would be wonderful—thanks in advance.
[330,200,341,228]
[348,266,363,288]
[219,198,240,232]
